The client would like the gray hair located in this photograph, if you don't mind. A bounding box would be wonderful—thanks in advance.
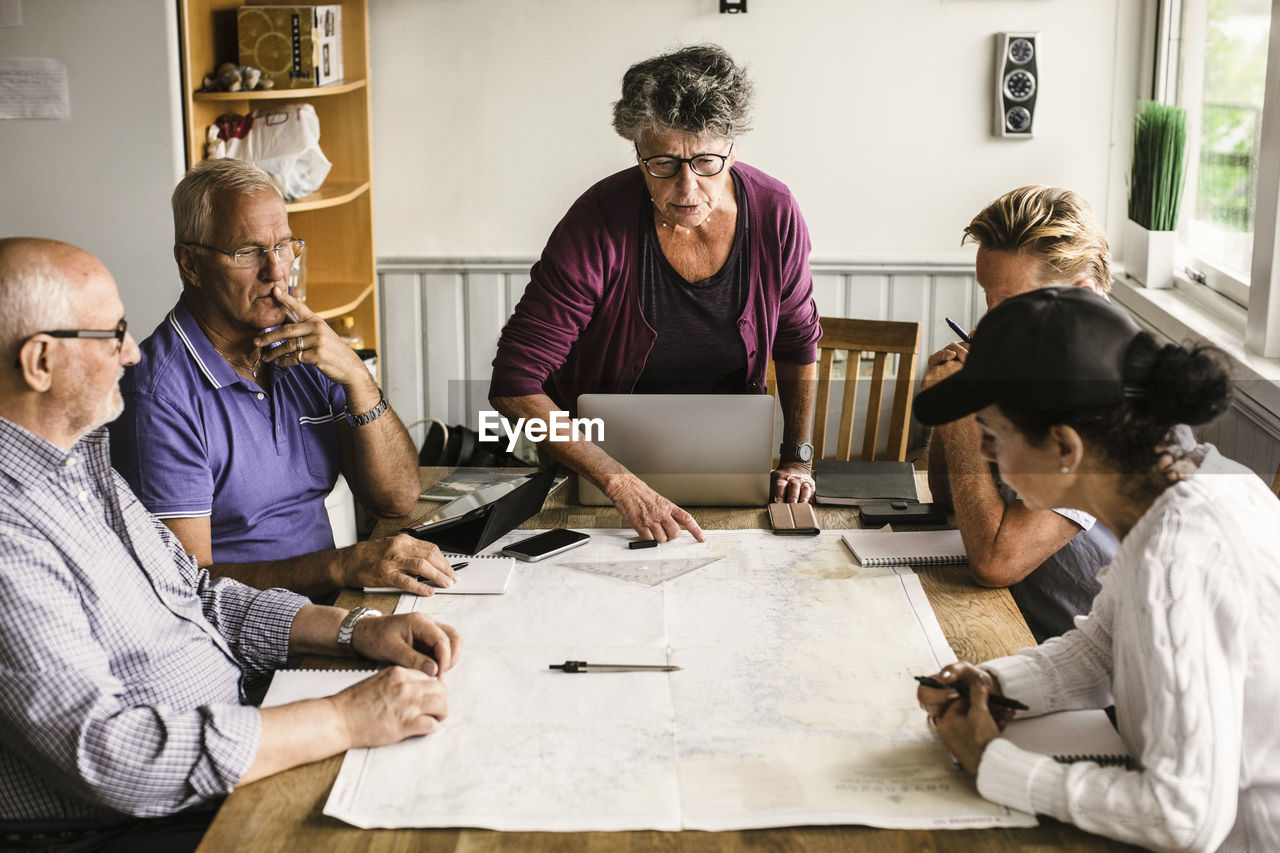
[172,158,281,246]
[612,44,754,144]
[0,237,78,356]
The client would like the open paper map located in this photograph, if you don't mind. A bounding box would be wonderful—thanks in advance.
[322,529,1036,831]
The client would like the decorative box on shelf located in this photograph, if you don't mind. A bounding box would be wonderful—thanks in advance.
[238,5,343,89]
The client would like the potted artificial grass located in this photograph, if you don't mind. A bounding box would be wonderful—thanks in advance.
[1124,101,1188,288]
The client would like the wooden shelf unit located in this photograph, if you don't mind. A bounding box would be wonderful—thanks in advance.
[178,0,380,358]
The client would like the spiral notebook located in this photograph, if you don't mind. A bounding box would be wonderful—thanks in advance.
[841,529,967,567]
[1003,709,1136,770]
[262,668,378,707]
[363,555,516,595]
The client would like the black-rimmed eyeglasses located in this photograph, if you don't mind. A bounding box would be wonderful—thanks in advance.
[636,142,735,178]
[187,238,305,268]
[13,319,128,368]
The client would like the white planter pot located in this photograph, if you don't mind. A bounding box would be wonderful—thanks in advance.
[1123,219,1178,289]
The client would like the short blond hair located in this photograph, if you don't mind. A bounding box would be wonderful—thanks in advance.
[963,186,1111,292]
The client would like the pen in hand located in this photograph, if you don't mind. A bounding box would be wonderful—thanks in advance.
[944,316,972,344]
[408,562,468,586]
[914,675,1028,711]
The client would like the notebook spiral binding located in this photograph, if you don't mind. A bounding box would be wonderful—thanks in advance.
[1053,754,1137,770]
[861,554,967,568]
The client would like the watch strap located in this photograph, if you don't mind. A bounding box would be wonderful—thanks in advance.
[347,392,388,427]
[337,606,380,655]
[778,441,814,464]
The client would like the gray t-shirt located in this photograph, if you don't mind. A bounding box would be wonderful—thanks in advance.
[998,425,1196,642]
[999,481,1119,643]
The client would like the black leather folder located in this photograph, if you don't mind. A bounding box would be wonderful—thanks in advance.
[400,467,559,555]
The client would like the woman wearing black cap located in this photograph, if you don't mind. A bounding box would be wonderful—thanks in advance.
[914,286,1279,851]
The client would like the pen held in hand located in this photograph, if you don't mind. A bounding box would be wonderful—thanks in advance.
[408,562,469,586]
[914,675,1028,711]
[944,316,972,344]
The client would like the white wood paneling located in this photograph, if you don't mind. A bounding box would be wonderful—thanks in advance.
[378,271,426,445]
[379,258,1280,478]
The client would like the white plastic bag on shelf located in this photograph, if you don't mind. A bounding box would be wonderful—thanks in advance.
[205,103,332,201]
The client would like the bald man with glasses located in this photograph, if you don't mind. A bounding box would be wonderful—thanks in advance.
[110,159,459,598]
[0,237,456,851]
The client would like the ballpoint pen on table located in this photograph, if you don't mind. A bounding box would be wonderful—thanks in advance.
[914,675,1028,711]
[944,317,972,344]
[550,660,681,673]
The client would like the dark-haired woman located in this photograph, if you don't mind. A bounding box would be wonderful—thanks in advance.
[914,286,1279,852]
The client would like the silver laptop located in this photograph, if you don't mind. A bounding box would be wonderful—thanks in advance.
[576,394,774,506]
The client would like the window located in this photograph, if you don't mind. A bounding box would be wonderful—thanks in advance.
[1175,0,1270,304]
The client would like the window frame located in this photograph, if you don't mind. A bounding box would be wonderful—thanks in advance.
[1153,0,1280,356]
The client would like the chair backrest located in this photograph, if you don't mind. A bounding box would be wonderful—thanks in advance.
[810,316,922,462]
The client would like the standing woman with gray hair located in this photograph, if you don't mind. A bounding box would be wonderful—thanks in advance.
[490,45,821,543]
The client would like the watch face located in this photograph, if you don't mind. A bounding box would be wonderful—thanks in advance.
[1005,106,1032,132]
[1004,69,1036,102]
[1008,38,1034,65]
[797,443,814,462]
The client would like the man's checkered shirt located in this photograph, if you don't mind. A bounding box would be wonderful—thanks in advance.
[0,418,308,822]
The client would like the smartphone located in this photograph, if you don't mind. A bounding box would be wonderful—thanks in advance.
[501,528,590,562]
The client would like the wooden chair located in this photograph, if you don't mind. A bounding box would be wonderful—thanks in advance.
[810,317,922,462]
[1272,460,1280,498]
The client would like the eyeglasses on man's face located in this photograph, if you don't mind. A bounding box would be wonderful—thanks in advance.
[13,319,128,369]
[636,142,735,179]
[187,238,305,268]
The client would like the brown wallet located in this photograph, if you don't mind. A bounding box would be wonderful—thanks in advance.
[766,501,820,535]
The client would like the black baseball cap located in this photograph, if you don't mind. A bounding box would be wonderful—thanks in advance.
[913,286,1142,426]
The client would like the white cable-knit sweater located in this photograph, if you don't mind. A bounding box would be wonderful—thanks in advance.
[975,444,1280,853]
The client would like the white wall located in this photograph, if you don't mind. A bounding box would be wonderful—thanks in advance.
[0,0,184,338]
[369,0,1144,263]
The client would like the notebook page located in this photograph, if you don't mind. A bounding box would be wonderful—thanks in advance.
[1002,710,1131,763]
[262,669,378,707]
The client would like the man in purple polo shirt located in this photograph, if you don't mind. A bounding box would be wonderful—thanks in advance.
[111,159,458,597]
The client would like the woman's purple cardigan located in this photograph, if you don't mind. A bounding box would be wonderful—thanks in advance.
[489,162,821,413]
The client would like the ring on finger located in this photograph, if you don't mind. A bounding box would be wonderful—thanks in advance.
[296,337,305,352]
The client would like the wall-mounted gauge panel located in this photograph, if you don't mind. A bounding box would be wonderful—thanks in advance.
[994,32,1039,138]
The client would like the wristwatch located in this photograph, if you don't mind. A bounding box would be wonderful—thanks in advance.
[346,392,388,427]
[336,606,380,655]
[778,441,814,464]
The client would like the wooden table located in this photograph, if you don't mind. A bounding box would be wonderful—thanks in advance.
[197,469,1139,852]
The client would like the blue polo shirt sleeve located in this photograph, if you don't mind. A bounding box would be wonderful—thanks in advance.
[113,389,214,520]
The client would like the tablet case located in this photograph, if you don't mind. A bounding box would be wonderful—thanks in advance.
[857,501,948,527]
[400,467,559,555]
[766,501,820,535]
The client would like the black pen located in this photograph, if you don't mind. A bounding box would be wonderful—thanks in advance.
[408,562,468,585]
[550,660,680,673]
[914,675,1028,711]
[944,316,972,344]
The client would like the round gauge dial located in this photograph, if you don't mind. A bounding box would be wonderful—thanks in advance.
[1005,106,1032,133]
[1008,38,1034,65]
[1003,69,1036,102]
